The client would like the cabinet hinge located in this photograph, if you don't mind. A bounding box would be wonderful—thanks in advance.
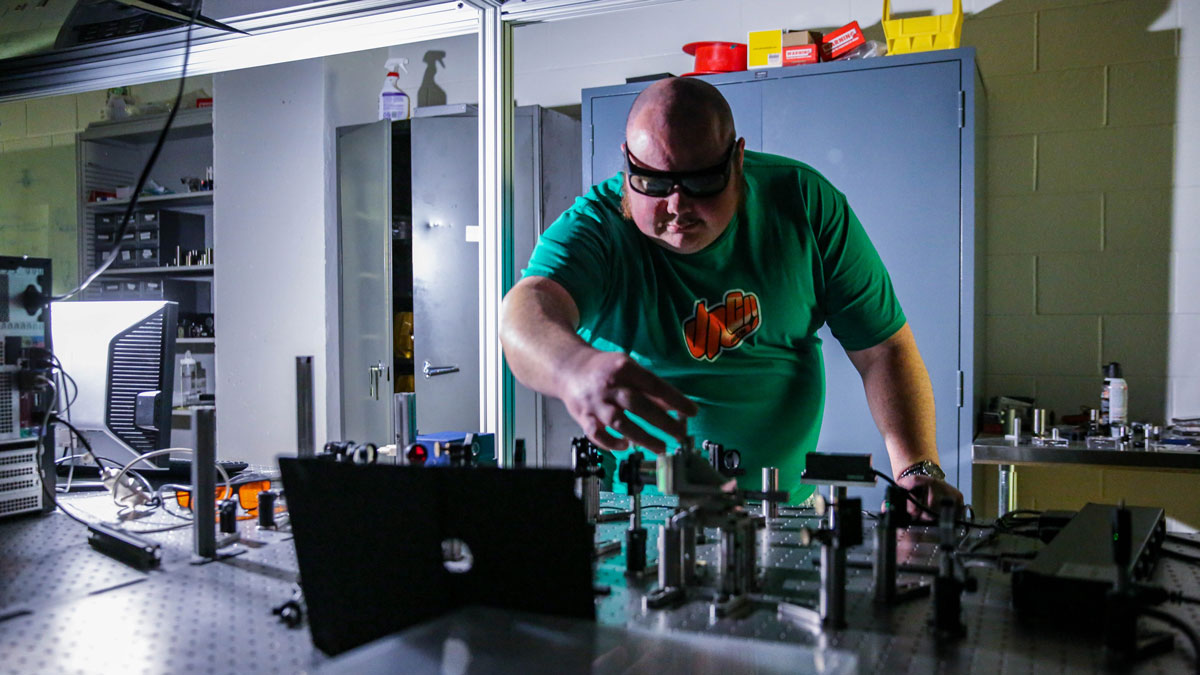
[957,90,966,129]
[956,370,964,407]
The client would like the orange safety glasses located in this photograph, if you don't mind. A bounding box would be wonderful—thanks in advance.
[175,479,272,517]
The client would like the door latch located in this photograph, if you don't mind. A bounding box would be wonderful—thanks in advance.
[369,361,391,399]
[423,360,459,378]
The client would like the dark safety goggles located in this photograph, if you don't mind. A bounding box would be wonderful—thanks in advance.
[624,141,735,198]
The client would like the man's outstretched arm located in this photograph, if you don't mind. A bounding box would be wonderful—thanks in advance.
[500,276,697,453]
[845,323,964,514]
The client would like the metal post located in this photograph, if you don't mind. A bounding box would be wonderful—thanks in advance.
[295,356,314,458]
[580,476,600,523]
[394,392,417,450]
[763,467,779,519]
[469,0,514,466]
[998,464,1017,516]
[658,522,682,589]
[682,521,698,585]
[820,485,848,628]
[193,406,216,558]
[719,527,738,597]
[874,510,896,604]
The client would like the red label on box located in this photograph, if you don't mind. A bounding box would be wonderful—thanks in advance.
[821,21,865,60]
[782,44,820,66]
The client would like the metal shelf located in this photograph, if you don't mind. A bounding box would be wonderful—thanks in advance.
[177,337,215,345]
[86,191,214,212]
[97,264,213,279]
[77,108,213,143]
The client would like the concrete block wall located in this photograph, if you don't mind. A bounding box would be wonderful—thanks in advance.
[0,76,212,293]
[966,0,1187,424]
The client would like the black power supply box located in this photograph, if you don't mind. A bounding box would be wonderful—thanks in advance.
[1012,502,1165,627]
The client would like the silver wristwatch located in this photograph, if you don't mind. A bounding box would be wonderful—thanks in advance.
[898,459,945,481]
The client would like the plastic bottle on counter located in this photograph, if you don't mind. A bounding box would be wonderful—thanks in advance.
[180,350,198,405]
[1101,361,1128,428]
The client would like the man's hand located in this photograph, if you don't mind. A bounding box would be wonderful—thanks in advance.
[500,277,697,454]
[895,473,964,521]
[560,350,698,454]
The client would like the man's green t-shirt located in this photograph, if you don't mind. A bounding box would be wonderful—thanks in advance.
[522,150,905,502]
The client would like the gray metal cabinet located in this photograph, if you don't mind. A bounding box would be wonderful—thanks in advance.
[580,49,984,506]
[336,120,394,448]
[336,105,580,465]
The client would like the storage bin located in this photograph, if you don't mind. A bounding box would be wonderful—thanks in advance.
[882,0,962,55]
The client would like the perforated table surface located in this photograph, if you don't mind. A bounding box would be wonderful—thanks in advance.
[1,492,1197,674]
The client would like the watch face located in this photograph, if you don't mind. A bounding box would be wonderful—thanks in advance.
[921,461,945,480]
[903,460,945,481]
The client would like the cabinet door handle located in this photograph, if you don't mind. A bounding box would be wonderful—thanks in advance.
[423,361,459,378]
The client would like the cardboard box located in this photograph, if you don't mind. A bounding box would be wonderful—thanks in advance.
[784,30,822,47]
[821,21,866,61]
[782,30,822,66]
[783,44,820,66]
[747,30,783,68]
[750,29,825,68]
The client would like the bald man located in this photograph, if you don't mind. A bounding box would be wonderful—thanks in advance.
[501,77,961,513]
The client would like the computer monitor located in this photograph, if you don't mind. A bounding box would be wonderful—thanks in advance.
[50,300,177,470]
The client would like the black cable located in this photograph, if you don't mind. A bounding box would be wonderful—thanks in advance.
[51,1,201,302]
[956,550,1037,560]
[32,382,94,528]
[872,470,991,530]
[599,503,673,511]
[59,368,79,413]
[1140,608,1200,674]
[45,353,79,413]
[49,415,104,471]
[54,454,128,469]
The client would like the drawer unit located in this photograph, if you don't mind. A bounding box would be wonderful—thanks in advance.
[95,209,205,269]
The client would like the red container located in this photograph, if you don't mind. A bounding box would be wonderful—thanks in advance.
[821,21,866,61]
[682,41,747,77]
[782,44,820,66]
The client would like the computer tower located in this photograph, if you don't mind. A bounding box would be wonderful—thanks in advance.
[0,256,55,518]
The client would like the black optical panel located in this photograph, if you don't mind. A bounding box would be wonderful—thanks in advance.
[279,459,595,656]
[1012,502,1165,627]
[801,452,876,485]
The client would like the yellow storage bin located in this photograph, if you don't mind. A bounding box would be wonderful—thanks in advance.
[882,0,962,55]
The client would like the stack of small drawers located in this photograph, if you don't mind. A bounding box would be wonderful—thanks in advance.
[94,209,205,270]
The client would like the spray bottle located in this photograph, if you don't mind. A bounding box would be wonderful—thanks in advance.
[379,58,411,121]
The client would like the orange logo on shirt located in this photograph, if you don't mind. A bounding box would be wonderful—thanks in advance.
[683,290,762,361]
